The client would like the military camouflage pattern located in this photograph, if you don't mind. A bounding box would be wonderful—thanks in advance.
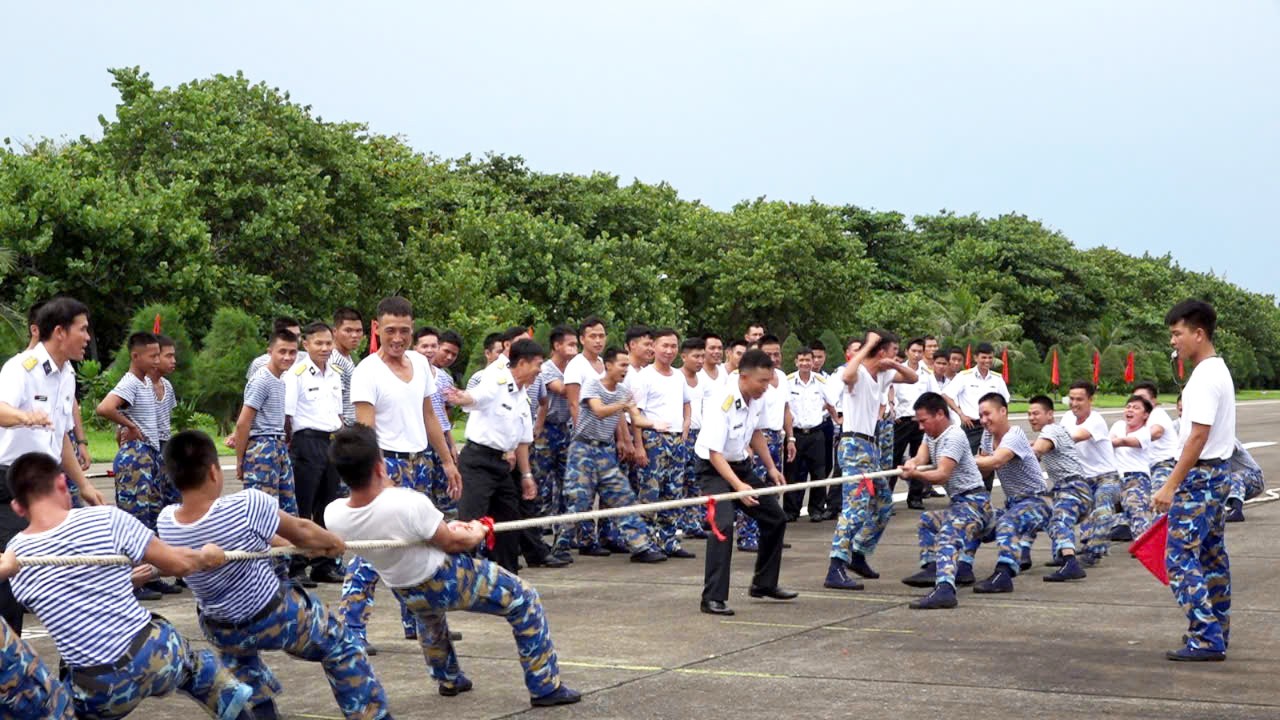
[876,416,895,470]
[64,616,251,720]
[113,441,163,530]
[680,429,706,538]
[533,421,572,518]
[199,586,388,719]
[917,491,993,588]
[0,617,74,719]
[390,450,453,517]
[555,440,656,556]
[989,495,1050,575]
[829,435,889,563]
[738,429,783,550]
[391,552,562,698]
[243,436,297,516]
[1166,461,1231,654]
[639,429,688,554]
[1228,468,1264,503]
[1047,476,1093,556]
[1120,471,1155,535]
[1081,472,1122,558]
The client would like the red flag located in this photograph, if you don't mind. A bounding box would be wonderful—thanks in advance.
[1092,350,1101,385]
[1001,348,1010,383]
[1128,514,1169,585]
[369,319,380,354]
[1050,350,1060,386]
[1124,351,1135,383]
[1177,356,1185,379]
[965,344,972,369]
[152,314,162,334]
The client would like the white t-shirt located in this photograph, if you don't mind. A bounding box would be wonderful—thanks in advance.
[1179,356,1236,461]
[1109,420,1152,475]
[350,351,436,452]
[1146,407,1181,464]
[1062,410,1118,478]
[697,366,727,393]
[631,364,689,431]
[324,487,445,588]
[563,353,604,388]
[761,368,790,432]
[833,365,895,436]
[684,371,710,431]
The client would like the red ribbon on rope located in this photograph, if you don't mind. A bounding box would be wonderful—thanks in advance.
[478,516,497,551]
[705,497,728,541]
[852,474,874,498]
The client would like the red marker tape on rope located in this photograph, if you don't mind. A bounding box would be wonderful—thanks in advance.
[479,516,497,551]
[706,498,727,541]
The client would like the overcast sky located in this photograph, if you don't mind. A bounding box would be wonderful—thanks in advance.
[4,1,1277,297]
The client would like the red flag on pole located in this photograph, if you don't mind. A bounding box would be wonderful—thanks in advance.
[1001,347,1010,383]
[1124,351,1135,383]
[369,319,380,354]
[152,314,162,334]
[1050,349,1060,386]
[1177,356,1185,379]
[1092,351,1101,385]
[1128,514,1169,585]
[965,344,972,369]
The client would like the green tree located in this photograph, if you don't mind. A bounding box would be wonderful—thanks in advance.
[193,308,263,430]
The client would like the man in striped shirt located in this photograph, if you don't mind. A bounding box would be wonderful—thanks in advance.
[331,307,365,429]
[152,334,181,505]
[429,330,465,512]
[158,430,389,720]
[1,451,253,720]
[532,325,578,521]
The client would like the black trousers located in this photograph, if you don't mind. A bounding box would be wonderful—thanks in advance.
[458,443,523,574]
[783,429,829,517]
[289,430,341,572]
[820,419,842,515]
[701,460,786,603]
[0,466,27,634]
[511,467,553,564]
[892,417,928,501]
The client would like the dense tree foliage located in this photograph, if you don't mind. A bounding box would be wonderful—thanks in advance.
[2,68,1277,401]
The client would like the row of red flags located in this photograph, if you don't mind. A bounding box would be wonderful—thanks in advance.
[961,344,1183,386]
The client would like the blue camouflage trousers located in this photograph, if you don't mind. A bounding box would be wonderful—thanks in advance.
[157,441,181,507]
[876,417,895,471]
[0,617,74,719]
[114,441,162,531]
[342,455,426,639]
[639,429,688,554]
[391,552,562,698]
[243,436,297,516]
[829,435,889,562]
[1047,476,1093,556]
[391,449,454,517]
[1120,471,1155,535]
[555,440,655,556]
[1228,468,1265,503]
[533,422,572,519]
[63,616,250,720]
[990,495,1050,574]
[680,430,705,537]
[1167,462,1231,654]
[1081,472,1121,557]
[918,491,993,588]
[739,430,783,549]
[200,585,387,719]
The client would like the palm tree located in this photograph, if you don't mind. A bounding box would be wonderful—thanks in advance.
[1078,313,1135,354]
[0,247,28,352]
[931,287,1022,342]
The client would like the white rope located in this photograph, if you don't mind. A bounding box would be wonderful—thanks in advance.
[16,465,925,567]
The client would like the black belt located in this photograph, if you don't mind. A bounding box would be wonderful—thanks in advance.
[383,449,424,460]
[643,429,682,436]
[794,426,821,435]
[464,442,506,457]
[1195,458,1229,468]
[294,428,336,440]
[65,613,167,681]
[200,587,285,630]
[249,434,285,442]
[840,431,875,442]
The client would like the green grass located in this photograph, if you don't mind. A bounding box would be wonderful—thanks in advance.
[1008,389,1276,414]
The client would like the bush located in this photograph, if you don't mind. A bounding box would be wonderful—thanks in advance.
[106,304,197,396]
[193,308,264,431]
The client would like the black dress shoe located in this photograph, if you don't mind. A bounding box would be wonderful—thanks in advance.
[784,513,800,523]
[528,556,571,568]
[748,586,798,600]
[310,564,346,584]
[667,547,696,559]
[146,579,183,595]
[578,545,612,557]
[906,498,925,510]
[700,600,735,616]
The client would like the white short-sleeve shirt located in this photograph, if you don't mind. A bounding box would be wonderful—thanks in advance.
[694,381,766,462]
[834,365,895,436]
[631,365,689,431]
[0,343,77,465]
[1179,356,1236,461]
[325,487,445,588]
[1146,407,1181,464]
[284,355,344,433]
[351,351,436,452]
[1062,410,1118,478]
[1109,421,1152,475]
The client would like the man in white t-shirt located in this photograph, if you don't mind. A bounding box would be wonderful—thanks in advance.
[679,338,712,539]
[1109,395,1157,537]
[1132,380,1182,516]
[1061,381,1122,566]
[629,328,692,558]
[325,425,582,706]
[1151,300,1235,662]
[892,337,942,509]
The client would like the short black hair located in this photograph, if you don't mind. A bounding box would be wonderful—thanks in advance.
[7,452,61,508]
[271,328,299,346]
[36,297,90,342]
[702,332,723,344]
[1134,380,1158,397]
[603,346,628,365]
[482,332,504,352]
[164,430,220,492]
[26,300,46,327]
[413,325,439,344]
[330,424,382,491]
[625,325,652,345]
[549,324,577,347]
[727,338,748,352]
[302,321,333,339]
[1028,395,1055,412]
[128,331,159,351]
[681,337,705,353]
[509,338,544,365]
[333,307,363,326]
[975,342,995,356]
[739,348,774,372]
[865,329,899,356]
[156,334,176,350]
[979,392,1007,409]
[933,350,950,362]
[579,316,606,335]
[501,326,528,344]
[652,327,679,342]
[376,296,413,321]
[1126,395,1153,414]
[913,392,949,416]
[272,317,300,334]
[1069,380,1096,398]
[758,334,781,349]
[746,321,766,332]
[948,347,964,358]
[923,334,937,342]
[1165,299,1217,340]
[794,346,813,357]
[906,337,925,351]
[438,330,463,349]
[809,339,826,352]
